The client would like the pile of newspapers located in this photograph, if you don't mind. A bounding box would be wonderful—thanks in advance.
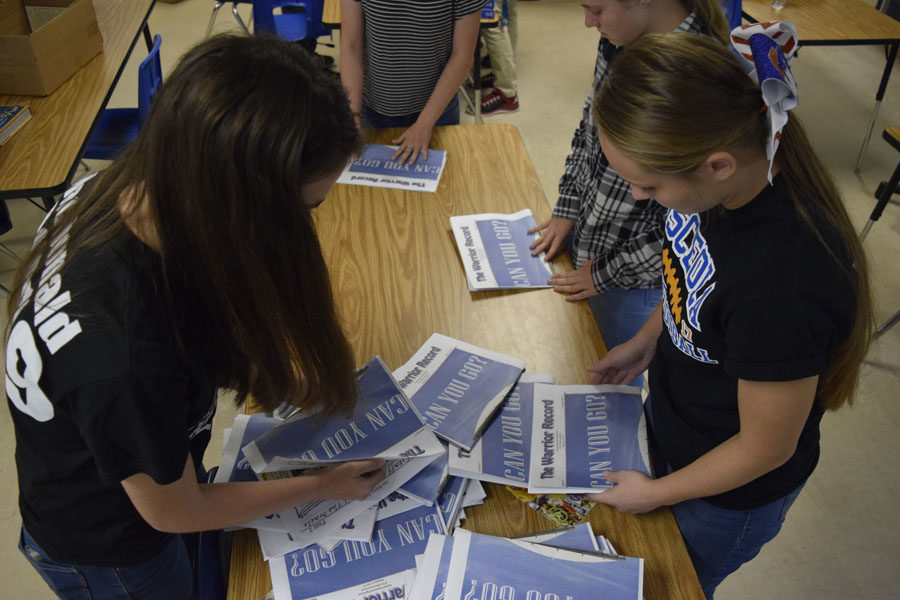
[216,332,649,599]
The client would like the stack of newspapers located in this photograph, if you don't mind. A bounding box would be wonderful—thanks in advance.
[217,332,649,599]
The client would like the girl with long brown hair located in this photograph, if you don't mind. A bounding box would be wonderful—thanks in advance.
[5,34,384,598]
[585,31,873,597]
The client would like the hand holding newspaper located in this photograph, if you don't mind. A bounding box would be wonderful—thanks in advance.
[450,209,554,291]
[336,143,447,193]
[241,357,446,547]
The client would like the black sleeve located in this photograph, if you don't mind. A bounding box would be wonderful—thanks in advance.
[722,293,836,382]
[68,366,194,486]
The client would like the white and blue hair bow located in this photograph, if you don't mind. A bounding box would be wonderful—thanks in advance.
[731,21,799,182]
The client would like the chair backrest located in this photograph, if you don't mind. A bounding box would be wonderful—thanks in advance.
[137,34,163,125]
[720,0,742,30]
[253,0,329,40]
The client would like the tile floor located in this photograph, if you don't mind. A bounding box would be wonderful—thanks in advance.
[1,0,898,597]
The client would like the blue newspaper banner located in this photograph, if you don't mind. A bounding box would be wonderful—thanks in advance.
[277,503,444,598]
[347,144,445,181]
[478,380,535,485]
[408,348,523,449]
[474,214,551,287]
[563,390,648,490]
[449,530,642,600]
[248,357,428,465]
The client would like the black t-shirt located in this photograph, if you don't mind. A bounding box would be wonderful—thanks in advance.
[648,175,856,509]
[5,176,217,567]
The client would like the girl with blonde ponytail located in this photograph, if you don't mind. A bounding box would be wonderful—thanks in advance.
[585,32,873,598]
[530,1,728,383]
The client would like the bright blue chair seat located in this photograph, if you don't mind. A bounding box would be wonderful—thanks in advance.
[252,0,328,43]
[83,34,162,160]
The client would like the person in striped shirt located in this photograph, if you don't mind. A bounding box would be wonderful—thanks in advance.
[340,0,487,165]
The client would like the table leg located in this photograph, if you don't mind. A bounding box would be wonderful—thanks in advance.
[142,24,153,51]
[474,34,483,124]
[855,41,899,173]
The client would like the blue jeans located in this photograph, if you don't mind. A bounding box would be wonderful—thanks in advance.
[588,286,663,387]
[19,526,193,599]
[644,395,805,598]
[361,94,460,128]
[672,485,804,599]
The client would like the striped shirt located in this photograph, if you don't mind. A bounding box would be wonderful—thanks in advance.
[356,0,487,116]
[553,13,709,293]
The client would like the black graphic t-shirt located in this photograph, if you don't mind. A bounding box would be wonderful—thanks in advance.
[648,175,856,509]
[5,176,216,566]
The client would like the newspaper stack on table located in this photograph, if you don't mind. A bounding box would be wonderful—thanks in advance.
[214,355,489,599]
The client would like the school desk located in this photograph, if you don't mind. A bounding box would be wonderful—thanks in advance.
[0,0,156,209]
[741,0,900,171]
[225,123,705,600]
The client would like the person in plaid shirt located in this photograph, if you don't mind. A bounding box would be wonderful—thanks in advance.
[529,0,728,357]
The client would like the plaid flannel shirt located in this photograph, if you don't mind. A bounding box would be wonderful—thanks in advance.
[552,13,708,293]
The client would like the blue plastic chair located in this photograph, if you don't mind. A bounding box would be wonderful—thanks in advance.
[252,0,329,43]
[83,35,162,160]
[721,0,742,30]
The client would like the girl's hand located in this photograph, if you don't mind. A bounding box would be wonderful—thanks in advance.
[392,120,434,165]
[313,459,386,500]
[547,260,597,301]
[588,336,656,385]
[528,217,575,260]
[587,470,661,514]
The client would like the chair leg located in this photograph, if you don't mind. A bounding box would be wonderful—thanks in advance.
[875,309,900,337]
[231,2,251,35]
[0,241,18,261]
[206,1,224,37]
[860,157,900,241]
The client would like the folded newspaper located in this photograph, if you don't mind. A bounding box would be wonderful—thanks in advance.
[336,143,447,193]
[393,333,526,451]
[449,208,554,291]
[413,528,644,600]
[408,523,600,600]
[528,384,649,494]
[269,502,444,600]
[241,357,445,546]
[449,374,554,487]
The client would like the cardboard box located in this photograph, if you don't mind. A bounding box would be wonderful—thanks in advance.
[0,0,103,96]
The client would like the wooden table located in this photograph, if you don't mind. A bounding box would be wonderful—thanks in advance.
[226,124,703,600]
[0,0,156,207]
[741,0,900,170]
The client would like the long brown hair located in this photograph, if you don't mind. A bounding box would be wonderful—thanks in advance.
[682,0,729,43]
[7,34,363,414]
[593,33,873,411]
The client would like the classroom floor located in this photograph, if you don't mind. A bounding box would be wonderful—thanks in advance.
[1,0,898,598]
